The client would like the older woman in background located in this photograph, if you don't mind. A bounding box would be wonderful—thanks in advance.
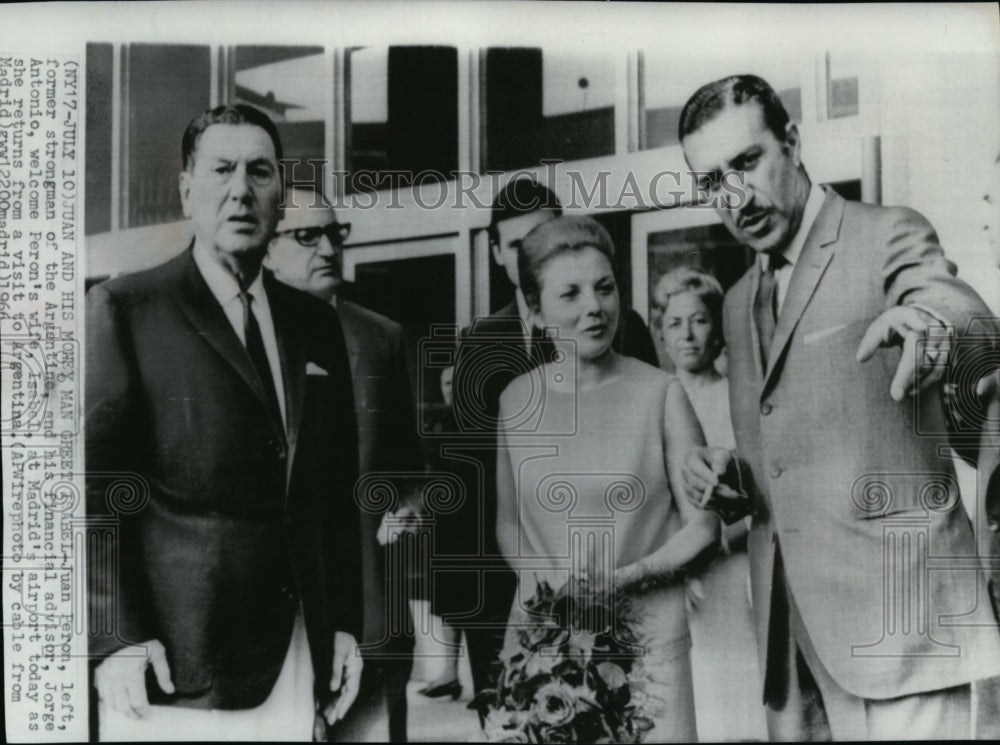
[653,267,767,741]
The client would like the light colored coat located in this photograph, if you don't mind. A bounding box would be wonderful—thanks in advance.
[724,188,1000,700]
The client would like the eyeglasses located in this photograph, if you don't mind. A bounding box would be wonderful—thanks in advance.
[276,221,351,248]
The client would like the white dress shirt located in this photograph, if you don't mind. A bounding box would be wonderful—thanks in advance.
[193,243,288,430]
[761,181,826,313]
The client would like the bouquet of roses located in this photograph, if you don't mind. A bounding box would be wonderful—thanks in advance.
[475,576,653,744]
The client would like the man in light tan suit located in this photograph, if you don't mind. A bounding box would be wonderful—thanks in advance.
[680,75,1000,740]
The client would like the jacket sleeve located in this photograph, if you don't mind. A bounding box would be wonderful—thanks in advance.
[618,309,661,367]
[323,310,364,640]
[494,400,519,565]
[881,207,994,328]
[387,324,426,510]
[879,207,1000,464]
[85,284,158,657]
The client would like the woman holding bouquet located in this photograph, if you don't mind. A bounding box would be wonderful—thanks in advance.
[495,216,719,742]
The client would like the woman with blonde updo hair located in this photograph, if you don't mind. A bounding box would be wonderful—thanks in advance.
[652,266,767,741]
[495,216,719,741]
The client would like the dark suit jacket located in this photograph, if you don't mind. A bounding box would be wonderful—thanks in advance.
[86,247,361,710]
[335,297,423,655]
[616,308,660,367]
[724,189,1000,699]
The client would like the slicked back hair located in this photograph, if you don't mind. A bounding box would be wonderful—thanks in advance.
[181,104,283,172]
[487,179,563,247]
[678,74,791,144]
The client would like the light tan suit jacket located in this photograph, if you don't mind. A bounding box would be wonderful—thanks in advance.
[724,189,1000,699]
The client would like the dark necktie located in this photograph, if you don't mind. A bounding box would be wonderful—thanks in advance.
[753,252,787,369]
[238,289,284,431]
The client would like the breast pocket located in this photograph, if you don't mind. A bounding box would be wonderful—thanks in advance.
[800,316,871,347]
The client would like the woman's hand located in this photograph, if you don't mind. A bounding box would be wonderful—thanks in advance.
[685,577,706,614]
[613,379,721,592]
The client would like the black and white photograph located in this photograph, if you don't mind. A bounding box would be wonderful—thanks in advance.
[2,1,1000,742]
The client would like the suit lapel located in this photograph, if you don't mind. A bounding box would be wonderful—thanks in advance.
[337,300,362,379]
[174,247,271,410]
[495,300,519,319]
[761,190,843,396]
[748,264,764,382]
[265,273,305,486]
[495,300,536,361]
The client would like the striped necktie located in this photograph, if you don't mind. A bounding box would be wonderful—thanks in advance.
[753,252,787,369]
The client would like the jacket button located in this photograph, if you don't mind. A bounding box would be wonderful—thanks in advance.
[761,402,773,415]
[267,439,286,459]
[769,463,782,479]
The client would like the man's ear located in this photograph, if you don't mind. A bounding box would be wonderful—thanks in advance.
[490,241,504,267]
[178,170,192,219]
[783,122,802,166]
[261,248,277,272]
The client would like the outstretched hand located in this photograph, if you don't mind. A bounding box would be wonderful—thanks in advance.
[856,306,951,402]
[977,366,1000,534]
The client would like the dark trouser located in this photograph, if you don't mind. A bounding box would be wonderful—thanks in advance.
[327,657,412,743]
[442,569,516,729]
[462,616,511,698]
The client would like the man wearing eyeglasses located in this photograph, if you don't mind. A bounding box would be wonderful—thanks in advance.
[266,188,425,743]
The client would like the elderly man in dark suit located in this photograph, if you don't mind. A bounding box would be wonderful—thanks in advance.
[679,75,1000,740]
[87,105,362,741]
[265,187,424,742]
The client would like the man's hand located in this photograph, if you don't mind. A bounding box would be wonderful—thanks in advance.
[682,446,748,522]
[93,640,174,719]
[977,367,1000,402]
[376,498,422,546]
[323,631,362,725]
[977,366,1000,533]
[856,306,952,402]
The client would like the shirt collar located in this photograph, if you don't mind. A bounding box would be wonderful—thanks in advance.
[192,241,266,306]
[761,181,825,272]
